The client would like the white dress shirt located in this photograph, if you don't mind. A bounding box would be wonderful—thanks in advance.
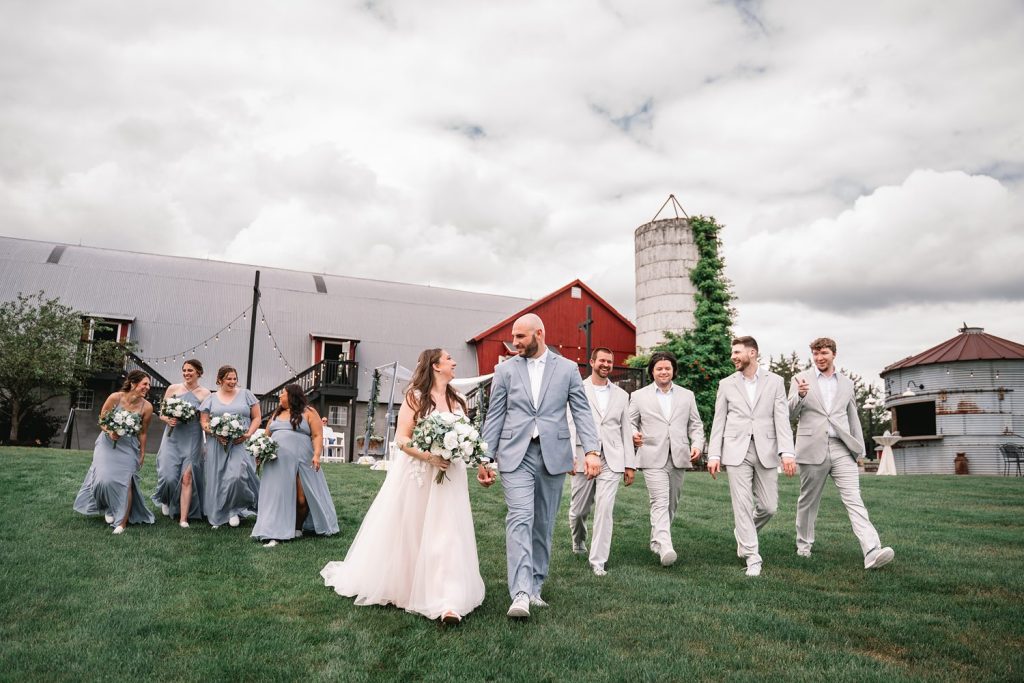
[743,372,758,405]
[655,383,675,420]
[592,382,610,415]
[816,367,839,437]
[528,353,547,438]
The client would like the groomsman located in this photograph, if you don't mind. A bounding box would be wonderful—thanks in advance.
[567,348,637,576]
[707,336,795,577]
[628,351,704,568]
[789,337,894,569]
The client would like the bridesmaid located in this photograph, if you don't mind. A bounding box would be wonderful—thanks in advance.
[199,365,261,528]
[252,384,340,547]
[151,359,211,528]
[74,370,156,534]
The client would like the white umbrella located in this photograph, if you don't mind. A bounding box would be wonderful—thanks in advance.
[873,430,901,476]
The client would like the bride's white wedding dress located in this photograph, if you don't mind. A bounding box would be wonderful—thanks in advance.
[320,406,485,620]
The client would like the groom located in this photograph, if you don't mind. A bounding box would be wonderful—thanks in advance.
[478,313,601,619]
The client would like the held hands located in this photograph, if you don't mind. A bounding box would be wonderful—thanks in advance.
[584,452,602,479]
[623,468,635,486]
[106,429,120,442]
[165,416,178,427]
[796,378,809,398]
[782,456,797,477]
[477,463,496,487]
[690,446,702,463]
[632,432,644,448]
[428,454,450,471]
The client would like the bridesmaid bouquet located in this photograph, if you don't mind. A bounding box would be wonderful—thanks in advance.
[160,397,197,437]
[408,412,489,484]
[246,431,278,474]
[99,406,143,440]
[208,413,246,455]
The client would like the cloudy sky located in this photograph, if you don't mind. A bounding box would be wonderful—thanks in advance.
[2,0,1022,383]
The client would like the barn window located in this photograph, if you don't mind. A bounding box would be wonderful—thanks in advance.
[571,286,582,299]
[894,401,937,438]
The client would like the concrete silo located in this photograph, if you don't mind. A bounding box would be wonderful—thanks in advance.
[634,216,698,352]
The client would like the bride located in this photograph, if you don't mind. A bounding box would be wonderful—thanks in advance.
[320,348,485,624]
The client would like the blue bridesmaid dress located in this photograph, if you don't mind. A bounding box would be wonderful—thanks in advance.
[251,415,339,542]
[199,389,260,527]
[151,390,205,520]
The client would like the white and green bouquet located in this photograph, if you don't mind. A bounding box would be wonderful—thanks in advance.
[208,413,247,454]
[160,397,197,437]
[407,411,489,484]
[246,430,278,473]
[99,406,143,441]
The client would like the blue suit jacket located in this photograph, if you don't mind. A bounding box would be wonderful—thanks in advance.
[481,351,600,474]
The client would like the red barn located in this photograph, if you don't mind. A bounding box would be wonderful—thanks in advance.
[469,279,637,376]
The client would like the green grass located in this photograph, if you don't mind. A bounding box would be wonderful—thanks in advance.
[1,447,1022,682]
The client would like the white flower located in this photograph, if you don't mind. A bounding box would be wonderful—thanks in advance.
[443,431,459,450]
[430,443,443,455]
[231,420,241,429]
[439,412,459,424]
[441,449,453,460]
[454,421,472,436]
[461,441,475,456]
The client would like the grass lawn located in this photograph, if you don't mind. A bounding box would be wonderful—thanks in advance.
[1,447,1022,682]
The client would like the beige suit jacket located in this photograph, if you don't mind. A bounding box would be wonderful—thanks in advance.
[628,383,705,470]
[707,369,795,468]
[569,378,636,473]
[788,369,865,464]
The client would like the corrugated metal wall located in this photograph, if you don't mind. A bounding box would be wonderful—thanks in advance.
[882,360,1024,475]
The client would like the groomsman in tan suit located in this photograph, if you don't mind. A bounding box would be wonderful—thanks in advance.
[789,337,894,569]
[567,348,637,576]
[707,336,795,577]
[628,351,704,568]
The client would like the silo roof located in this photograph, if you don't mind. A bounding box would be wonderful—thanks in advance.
[883,325,1024,372]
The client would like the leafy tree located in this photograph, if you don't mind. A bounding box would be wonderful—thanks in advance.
[0,292,133,443]
[628,216,736,427]
[769,351,810,433]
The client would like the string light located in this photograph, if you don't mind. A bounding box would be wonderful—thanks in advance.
[139,306,250,366]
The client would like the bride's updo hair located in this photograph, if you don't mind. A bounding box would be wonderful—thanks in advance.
[406,348,467,423]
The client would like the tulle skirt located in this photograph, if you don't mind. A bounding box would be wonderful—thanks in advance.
[320,453,484,620]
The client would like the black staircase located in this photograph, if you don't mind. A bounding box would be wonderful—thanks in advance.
[258,359,359,423]
[124,353,172,409]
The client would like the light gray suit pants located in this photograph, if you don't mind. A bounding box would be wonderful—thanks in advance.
[568,456,621,569]
[503,439,565,599]
[796,438,881,556]
[727,440,778,566]
[644,459,685,553]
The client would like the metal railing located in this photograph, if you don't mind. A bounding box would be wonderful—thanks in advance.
[257,359,359,421]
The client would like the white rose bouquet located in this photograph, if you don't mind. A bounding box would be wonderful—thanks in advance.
[245,430,278,473]
[407,411,489,484]
[99,406,143,441]
[208,412,247,455]
[160,397,197,437]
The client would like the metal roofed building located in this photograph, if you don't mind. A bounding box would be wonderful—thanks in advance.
[881,325,1024,475]
[0,235,531,456]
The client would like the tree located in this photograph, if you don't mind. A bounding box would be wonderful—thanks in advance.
[627,216,736,427]
[768,351,810,433]
[0,292,132,443]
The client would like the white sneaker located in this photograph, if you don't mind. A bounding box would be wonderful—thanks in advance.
[179,521,189,529]
[112,525,126,535]
[161,504,170,517]
[228,515,240,528]
[104,513,114,524]
[592,564,607,577]
[529,594,549,608]
[263,540,278,548]
[650,540,661,556]
[745,562,762,577]
[211,525,220,529]
[507,593,530,618]
[797,548,812,558]
[660,549,677,567]
[865,546,895,570]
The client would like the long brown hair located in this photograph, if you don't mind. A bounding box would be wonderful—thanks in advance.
[121,370,149,393]
[405,348,466,423]
[272,383,308,430]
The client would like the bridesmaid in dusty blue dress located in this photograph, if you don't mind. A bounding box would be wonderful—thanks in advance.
[74,370,156,534]
[152,359,210,528]
[199,365,261,528]
[252,383,340,547]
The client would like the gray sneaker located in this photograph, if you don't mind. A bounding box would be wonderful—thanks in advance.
[865,546,895,570]
[507,593,530,618]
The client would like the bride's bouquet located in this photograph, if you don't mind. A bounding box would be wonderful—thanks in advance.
[246,430,278,473]
[407,411,489,484]
[160,397,197,437]
[208,413,246,455]
[99,406,142,441]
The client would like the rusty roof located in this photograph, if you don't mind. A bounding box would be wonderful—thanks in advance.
[883,325,1024,372]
